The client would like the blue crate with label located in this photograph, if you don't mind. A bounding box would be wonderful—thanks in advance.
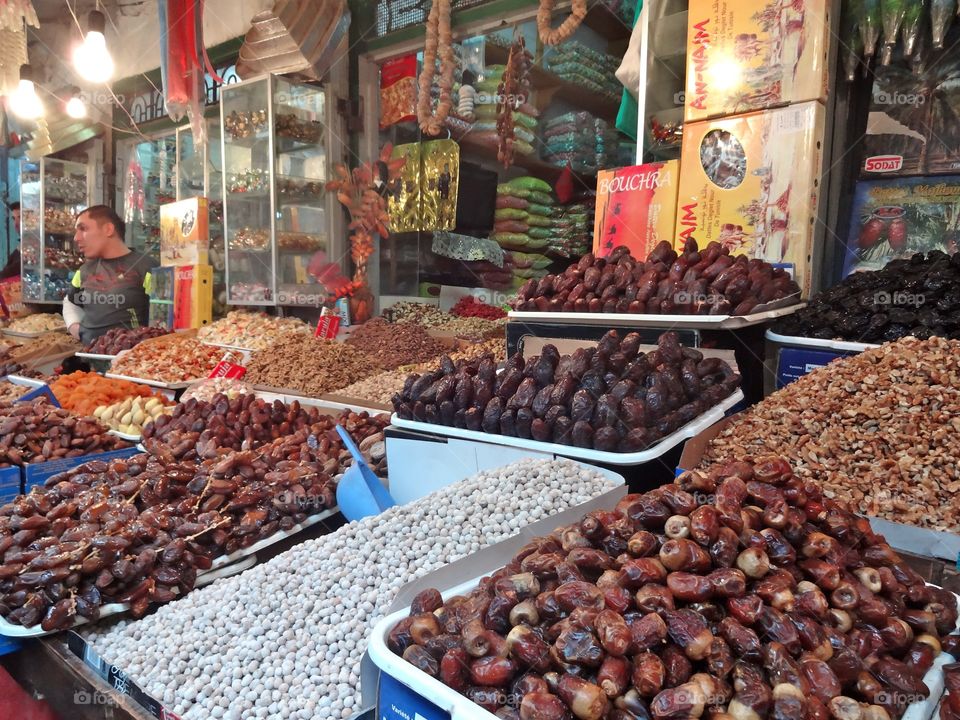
[776,347,855,388]
[22,447,141,494]
[378,672,450,720]
[0,466,20,504]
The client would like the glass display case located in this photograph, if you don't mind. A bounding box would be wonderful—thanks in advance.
[120,131,176,257]
[220,74,331,306]
[19,158,92,303]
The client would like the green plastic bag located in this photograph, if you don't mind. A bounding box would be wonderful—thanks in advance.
[529,190,556,205]
[506,176,552,193]
[494,208,529,221]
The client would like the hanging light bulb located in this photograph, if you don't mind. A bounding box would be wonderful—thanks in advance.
[10,65,43,120]
[65,88,86,119]
[73,10,114,83]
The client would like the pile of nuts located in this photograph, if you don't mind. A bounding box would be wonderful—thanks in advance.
[386,302,451,327]
[83,458,619,718]
[109,336,224,383]
[345,318,447,370]
[437,316,507,342]
[702,336,960,532]
[332,369,413,407]
[389,456,960,720]
[245,336,379,397]
[9,333,80,361]
[85,327,170,355]
[774,251,960,343]
[394,331,741,452]
[5,313,66,334]
[0,380,29,405]
[424,336,508,367]
[198,311,311,351]
[94,396,172,437]
[0,433,338,630]
[0,399,130,467]
[512,242,800,315]
[180,378,254,403]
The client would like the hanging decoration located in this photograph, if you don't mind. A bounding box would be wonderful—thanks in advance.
[158,0,223,144]
[496,35,532,169]
[326,144,406,323]
[235,0,351,81]
[0,0,37,98]
[844,0,956,72]
[416,0,455,135]
[537,0,587,45]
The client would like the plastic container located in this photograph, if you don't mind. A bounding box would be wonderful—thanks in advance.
[370,581,960,720]
[390,390,743,466]
[766,330,880,388]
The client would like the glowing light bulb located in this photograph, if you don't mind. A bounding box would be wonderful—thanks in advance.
[66,94,87,118]
[10,66,43,120]
[73,11,114,84]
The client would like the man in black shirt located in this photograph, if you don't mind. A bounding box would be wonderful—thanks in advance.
[63,205,153,344]
[0,202,21,280]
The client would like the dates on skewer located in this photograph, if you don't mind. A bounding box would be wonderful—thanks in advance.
[390,456,959,719]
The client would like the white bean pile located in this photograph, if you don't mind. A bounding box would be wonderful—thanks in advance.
[84,459,617,719]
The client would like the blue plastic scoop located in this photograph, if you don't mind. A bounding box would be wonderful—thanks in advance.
[335,425,396,521]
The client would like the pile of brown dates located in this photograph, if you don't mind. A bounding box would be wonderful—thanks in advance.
[512,241,800,316]
[944,662,960,720]
[143,393,388,469]
[0,400,130,467]
[0,428,339,631]
[393,331,741,452]
[389,456,960,720]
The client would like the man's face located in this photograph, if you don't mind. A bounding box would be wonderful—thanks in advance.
[74,213,112,258]
[12,209,19,235]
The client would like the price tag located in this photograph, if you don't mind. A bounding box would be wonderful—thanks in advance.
[315,308,341,339]
[208,351,247,380]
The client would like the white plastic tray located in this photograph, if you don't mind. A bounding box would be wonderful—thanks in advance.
[75,352,119,362]
[508,302,803,330]
[1,327,67,338]
[107,429,142,442]
[0,506,339,638]
[104,372,196,390]
[370,582,960,720]
[390,389,743,466]
[252,387,387,416]
[765,329,881,353]
[4,374,47,389]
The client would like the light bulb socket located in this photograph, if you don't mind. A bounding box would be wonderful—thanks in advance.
[19,64,34,83]
[87,10,106,35]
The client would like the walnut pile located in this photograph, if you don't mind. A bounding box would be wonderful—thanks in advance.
[702,336,960,532]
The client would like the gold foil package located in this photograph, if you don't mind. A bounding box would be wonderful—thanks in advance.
[387,140,460,232]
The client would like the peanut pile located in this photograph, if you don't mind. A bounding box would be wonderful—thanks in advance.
[703,336,960,532]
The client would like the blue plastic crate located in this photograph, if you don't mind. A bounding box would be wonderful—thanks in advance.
[0,635,22,656]
[378,671,450,720]
[22,447,141,494]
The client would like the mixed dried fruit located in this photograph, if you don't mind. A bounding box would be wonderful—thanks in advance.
[390,456,959,720]
[109,336,223,383]
[49,372,167,417]
[393,331,740,452]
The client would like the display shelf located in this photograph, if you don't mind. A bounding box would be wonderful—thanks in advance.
[485,44,621,123]
[454,130,564,179]
[582,3,633,41]
[19,157,92,304]
[221,74,333,307]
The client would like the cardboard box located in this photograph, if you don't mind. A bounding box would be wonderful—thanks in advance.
[842,176,960,276]
[684,0,830,122]
[160,198,210,266]
[674,102,825,295]
[593,161,680,261]
[173,265,213,329]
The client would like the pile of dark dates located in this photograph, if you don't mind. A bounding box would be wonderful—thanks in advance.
[944,662,960,720]
[512,241,801,316]
[774,251,960,343]
[389,456,960,720]
[0,400,130,467]
[85,326,170,355]
[393,331,741,453]
[0,428,339,631]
